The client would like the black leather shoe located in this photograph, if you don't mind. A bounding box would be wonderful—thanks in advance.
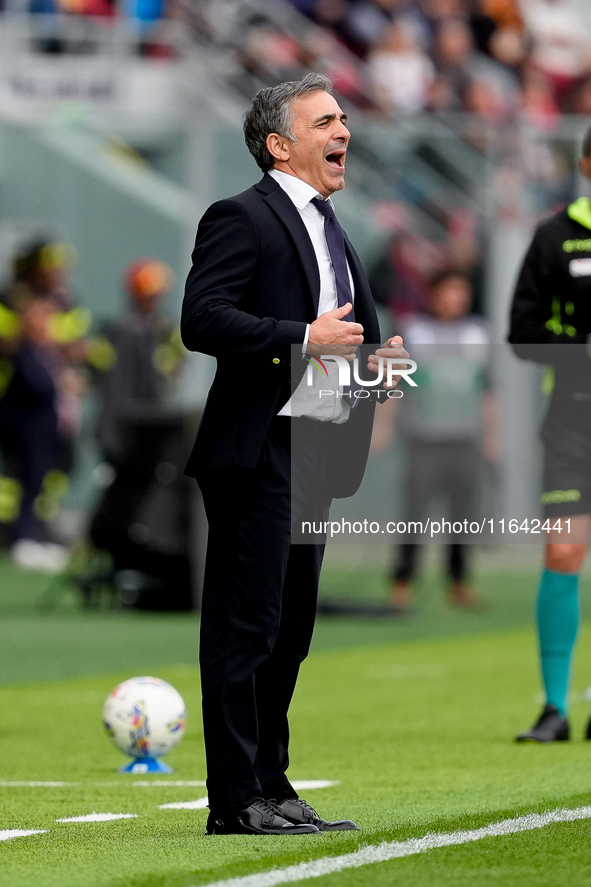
[515,704,570,742]
[206,798,320,835]
[276,797,359,831]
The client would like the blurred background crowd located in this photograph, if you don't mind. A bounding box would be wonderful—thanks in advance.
[9,0,591,122]
[0,0,589,609]
[231,0,591,122]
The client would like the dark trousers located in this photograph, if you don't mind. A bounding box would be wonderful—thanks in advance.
[10,419,60,543]
[395,542,468,582]
[392,440,481,583]
[198,417,331,813]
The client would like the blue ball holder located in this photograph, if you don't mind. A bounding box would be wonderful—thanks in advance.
[118,757,173,774]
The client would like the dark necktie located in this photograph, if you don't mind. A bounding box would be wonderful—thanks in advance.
[312,196,359,406]
[312,196,355,321]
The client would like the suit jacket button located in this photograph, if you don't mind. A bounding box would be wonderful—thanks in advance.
[272,358,280,364]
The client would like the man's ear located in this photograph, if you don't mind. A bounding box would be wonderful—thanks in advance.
[266,133,291,164]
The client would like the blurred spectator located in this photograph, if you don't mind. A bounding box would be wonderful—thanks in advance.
[487,25,527,75]
[308,0,351,34]
[480,0,523,31]
[429,16,520,113]
[429,18,477,109]
[469,0,524,58]
[371,268,497,610]
[29,0,113,17]
[519,0,591,106]
[231,20,303,97]
[468,0,497,54]
[299,28,368,106]
[461,75,508,121]
[339,0,429,58]
[520,63,560,129]
[446,208,484,306]
[423,0,470,33]
[288,0,320,14]
[125,0,164,24]
[29,0,114,53]
[228,13,368,106]
[369,18,435,115]
[563,74,591,116]
[370,232,444,320]
[125,0,174,57]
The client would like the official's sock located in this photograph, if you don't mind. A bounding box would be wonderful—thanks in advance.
[536,568,580,716]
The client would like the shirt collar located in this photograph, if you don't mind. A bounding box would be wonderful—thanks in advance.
[268,168,329,211]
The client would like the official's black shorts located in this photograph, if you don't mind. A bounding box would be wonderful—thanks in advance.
[541,412,591,517]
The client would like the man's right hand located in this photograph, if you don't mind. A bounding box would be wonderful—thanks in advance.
[308,303,364,359]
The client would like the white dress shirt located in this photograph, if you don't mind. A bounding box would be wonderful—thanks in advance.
[269,168,354,423]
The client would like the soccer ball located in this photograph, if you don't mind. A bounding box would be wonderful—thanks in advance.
[102,676,186,760]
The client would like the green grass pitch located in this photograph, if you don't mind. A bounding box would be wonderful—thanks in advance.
[1,547,591,887]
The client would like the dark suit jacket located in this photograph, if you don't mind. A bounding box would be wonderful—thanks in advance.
[181,172,381,498]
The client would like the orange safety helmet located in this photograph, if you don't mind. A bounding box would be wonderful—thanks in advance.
[124,258,173,300]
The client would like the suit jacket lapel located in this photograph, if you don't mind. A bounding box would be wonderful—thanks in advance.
[344,235,380,342]
[256,174,321,314]
[255,174,379,339]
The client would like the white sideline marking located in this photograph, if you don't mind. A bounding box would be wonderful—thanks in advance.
[0,782,74,787]
[291,781,339,791]
[194,806,591,887]
[0,779,326,791]
[132,781,207,788]
[0,829,48,841]
[160,797,209,810]
[56,813,138,823]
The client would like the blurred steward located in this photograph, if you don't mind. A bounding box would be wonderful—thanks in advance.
[89,258,189,604]
[0,298,73,571]
[93,257,183,468]
[2,238,91,371]
[1,238,90,462]
[0,239,90,561]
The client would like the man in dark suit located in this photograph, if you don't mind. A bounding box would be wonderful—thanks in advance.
[181,73,404,836]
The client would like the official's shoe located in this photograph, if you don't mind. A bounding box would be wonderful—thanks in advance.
[206,798,319,835]
[515,704,570,742]
[276,797,359,832]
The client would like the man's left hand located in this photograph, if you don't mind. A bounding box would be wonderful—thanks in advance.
[367,336,410,389]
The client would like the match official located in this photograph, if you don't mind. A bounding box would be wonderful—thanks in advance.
[509,125,591,742]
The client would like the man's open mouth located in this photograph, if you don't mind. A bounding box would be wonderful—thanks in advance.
[325,150,346,171]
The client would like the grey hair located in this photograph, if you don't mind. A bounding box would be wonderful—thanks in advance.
[243,72,334,172]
